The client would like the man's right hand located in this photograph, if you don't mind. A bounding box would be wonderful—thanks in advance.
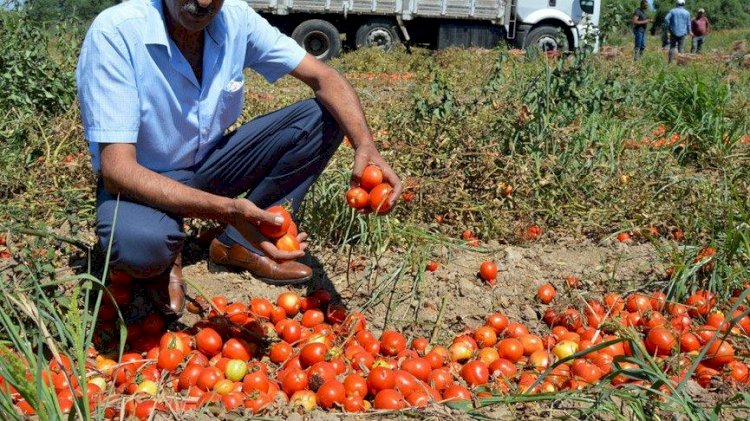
[228,198,306,261]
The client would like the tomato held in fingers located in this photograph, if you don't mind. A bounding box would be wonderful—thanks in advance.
[346,187,370,209]
[259,206,291,239]
[368,183,394,213]
[275,233,301,252]
[360,165,384,191]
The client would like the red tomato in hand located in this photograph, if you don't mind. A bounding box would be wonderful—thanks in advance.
[259,206,291,239]
[368,183,393,213]
[360,165,384,191]
[346,187,369,209]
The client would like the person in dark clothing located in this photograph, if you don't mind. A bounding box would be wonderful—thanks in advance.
[633,0,653,60]
[691,8,710,53]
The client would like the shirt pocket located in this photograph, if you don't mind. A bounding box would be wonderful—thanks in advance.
[217,74,245,130]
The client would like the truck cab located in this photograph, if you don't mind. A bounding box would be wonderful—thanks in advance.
[514,0,601,51]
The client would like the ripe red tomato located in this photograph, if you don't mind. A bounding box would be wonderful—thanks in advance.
[281,369,308,396]
[645,328,676,356]
[196,367,224,391]
[679,333,701,352]
[427,367,453,391]
[368,183,394,213]
[195,328,222,356]
[411,337,429,353]
[343,374,368,397]
[393,370,420,396]
[489,358,517,379]
[259,206,291,239]
[275,233,301,252]
[460,360,489,386]
[704,340,735,368]
[505,322,529,338]
[617,232,631,242]
[367,367,396,394]
[222,338,253,361]
[346,187,370,209]
[343,395,366,412]
[380,330,406,356]
[625,293,652,313]
[486,312,509,334]
[519,334,544,356]
[473,326,498,348]
[360,165,384,191]
[442,384,472,402]
[157,348,184,372]
[244,390,272,413]
[537,283,556,304]
[317,380,346,409]
[242,369,269,393]
[277,292,301,316]
[479,261,497,283]
[307,361,337,391]
[301,310,325,328]
[425,261,439,272]
[400,357,431,382]
[299,342,329,368]
[497,338,524,362]
[373,389,405,410]
[269,342,293,364]
[222,392,245,411]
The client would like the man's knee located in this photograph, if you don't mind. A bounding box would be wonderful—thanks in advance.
[102,220,184,279]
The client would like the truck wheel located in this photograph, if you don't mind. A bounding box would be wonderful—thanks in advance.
[523,25,569,52]
[355,19,400,51]
[291,20,342,61]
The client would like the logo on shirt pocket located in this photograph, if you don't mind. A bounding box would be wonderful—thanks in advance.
[225,79,244,93]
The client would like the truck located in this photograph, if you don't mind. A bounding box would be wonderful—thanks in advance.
[247,0,601,60]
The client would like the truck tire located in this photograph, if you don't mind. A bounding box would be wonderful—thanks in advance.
[291,20,342,61]
[355,19,400,51]
[523,25,570,52]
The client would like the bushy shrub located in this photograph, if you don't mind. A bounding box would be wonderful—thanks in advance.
[0,11,79,116]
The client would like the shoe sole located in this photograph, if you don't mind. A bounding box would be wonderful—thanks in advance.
[208,260,312,286]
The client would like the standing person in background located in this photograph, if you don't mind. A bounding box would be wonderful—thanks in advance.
[691,8,710,53]
[633,1,653,60]
[665,0,691,63]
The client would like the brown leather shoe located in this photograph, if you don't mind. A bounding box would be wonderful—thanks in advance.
[209,239,312,285]
[144,254,185,317]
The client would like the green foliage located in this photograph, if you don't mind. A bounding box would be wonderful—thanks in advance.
[22,0,116,22]
[0,12,78,117]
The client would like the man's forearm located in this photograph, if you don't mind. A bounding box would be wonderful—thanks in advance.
[100,145,235,222]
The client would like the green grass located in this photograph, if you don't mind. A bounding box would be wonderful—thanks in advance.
[1,13,750,418]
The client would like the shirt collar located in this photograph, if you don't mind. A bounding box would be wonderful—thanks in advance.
[144,0,226,47]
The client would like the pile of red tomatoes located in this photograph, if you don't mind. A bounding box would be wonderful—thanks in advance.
[4,277,750,419]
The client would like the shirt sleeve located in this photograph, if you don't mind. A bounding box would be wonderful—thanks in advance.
[76,28,140,143]
[244,8,307,83]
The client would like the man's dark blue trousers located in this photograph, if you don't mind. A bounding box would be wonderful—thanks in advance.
[96,99,343,278]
